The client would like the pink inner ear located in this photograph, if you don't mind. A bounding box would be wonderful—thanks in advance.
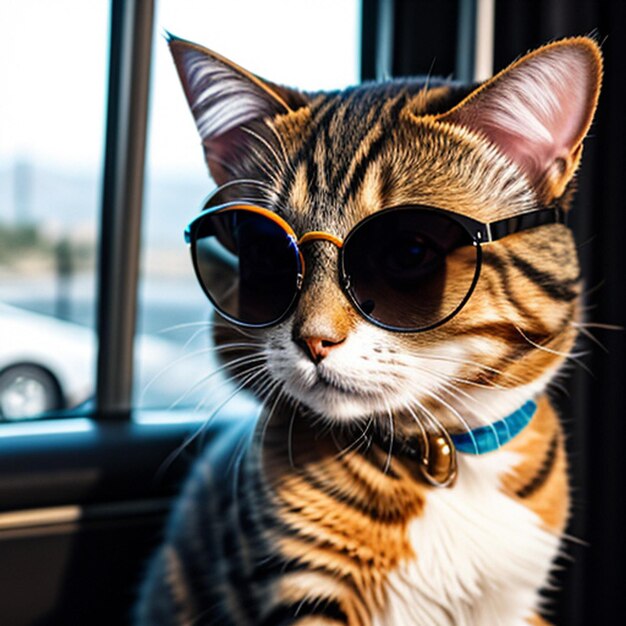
[445,46,597,184]
[203,127,250,186]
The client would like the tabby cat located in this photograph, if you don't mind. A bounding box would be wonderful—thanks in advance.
[136,35,602,626]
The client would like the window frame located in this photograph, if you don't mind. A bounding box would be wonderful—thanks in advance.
[96,0,154,417]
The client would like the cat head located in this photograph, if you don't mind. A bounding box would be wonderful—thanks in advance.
[169,35,602,432]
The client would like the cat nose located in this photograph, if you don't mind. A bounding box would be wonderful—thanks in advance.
[296,335,346,364]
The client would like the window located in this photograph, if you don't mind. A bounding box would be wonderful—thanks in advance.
[0,0,360,421]
[134,0,361,412]
[0,0,109,421]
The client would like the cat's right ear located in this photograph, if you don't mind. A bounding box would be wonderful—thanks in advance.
[167,34,308,184]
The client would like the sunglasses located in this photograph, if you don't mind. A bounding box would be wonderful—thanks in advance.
[184,191,564,332]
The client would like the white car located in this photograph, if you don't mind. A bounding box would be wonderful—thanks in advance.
[0,302,224,421]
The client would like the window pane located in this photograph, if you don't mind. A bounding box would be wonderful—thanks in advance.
[0,1,109,421]
[135,0,360,413]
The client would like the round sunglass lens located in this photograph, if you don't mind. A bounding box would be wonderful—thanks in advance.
[192,209,301,326]
[342,208,478,331]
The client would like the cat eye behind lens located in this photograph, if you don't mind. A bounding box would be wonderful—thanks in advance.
[189,206,303,326]
[340,208,480,332]
[185,200,562,331]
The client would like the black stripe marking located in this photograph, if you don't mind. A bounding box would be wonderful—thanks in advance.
[306,94,358,199]
[260,597,348,626]
[354,443,402,480]
[278,97,341,204]
[516,434,559,498]
[326,97,386,191]
[507,251,579,302]
[481,250,547,325]
[297,465,398,522]
[250,554,309,584]
[340,94,408,205]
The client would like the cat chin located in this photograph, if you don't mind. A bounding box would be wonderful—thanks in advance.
[282,383,382,422]
[278,370,429,423]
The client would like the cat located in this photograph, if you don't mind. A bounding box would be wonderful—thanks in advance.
[136,34,602,626]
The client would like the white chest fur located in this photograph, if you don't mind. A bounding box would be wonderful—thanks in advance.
[373,452,560,626]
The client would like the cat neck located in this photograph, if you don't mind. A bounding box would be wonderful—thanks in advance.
[255,394,539,480]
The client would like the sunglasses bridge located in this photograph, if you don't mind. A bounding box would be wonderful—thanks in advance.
[297,231,344,248]
[290,232,345,291]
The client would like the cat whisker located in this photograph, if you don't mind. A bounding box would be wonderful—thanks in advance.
[141,326,264,404]
[156,320,213,334]
[578,277,606,300]
[384,407,395,475]
[403,403,430,464]
[190,365,268,417]
[226,416,257,480]
[434,380,506,430]
[208,342,266,355]
[193,363,269,415]
[287,400,300,470]
[168,354,267,411]
[571,320,623,354]
[154,322,214,368]
[391,355,528,425]
[330,418,374,461]
[252,372,278,399]
[177,326,259,353]
[258,381,289,451]
[402,349,527,385]
[574,324,609,353]
[411,395,458,443]
[304,409,336,441]
[183,337,263,356]
[513,325,593,376]
[395,356,508,391]
[140,343,243,405]
[211,320,264,341]
[181,325,212,350]
[154,365,269,481]
[240,126,286,176]
[416,386,489,445]
[403,361,521,426]
[571,321,623,331]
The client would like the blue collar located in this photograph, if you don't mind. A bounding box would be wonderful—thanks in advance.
[450,400,538,455]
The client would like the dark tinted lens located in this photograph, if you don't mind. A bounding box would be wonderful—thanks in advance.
[192,209,301,325]
[342,208,478,330]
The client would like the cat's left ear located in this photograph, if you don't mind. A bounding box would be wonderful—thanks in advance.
[438,37,602,200]
[168,34,308,184]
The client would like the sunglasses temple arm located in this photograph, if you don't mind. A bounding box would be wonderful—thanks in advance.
[485,207,565,242]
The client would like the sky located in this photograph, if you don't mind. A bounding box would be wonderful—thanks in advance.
[1,0,360,177]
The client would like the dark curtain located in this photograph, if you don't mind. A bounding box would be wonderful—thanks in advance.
[496,4,626,624]
[378,1,626,624]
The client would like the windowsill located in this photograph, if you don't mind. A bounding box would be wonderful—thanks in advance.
[0,408,254,513]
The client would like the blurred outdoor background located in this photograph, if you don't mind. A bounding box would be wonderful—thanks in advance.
[0,0,359,418]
